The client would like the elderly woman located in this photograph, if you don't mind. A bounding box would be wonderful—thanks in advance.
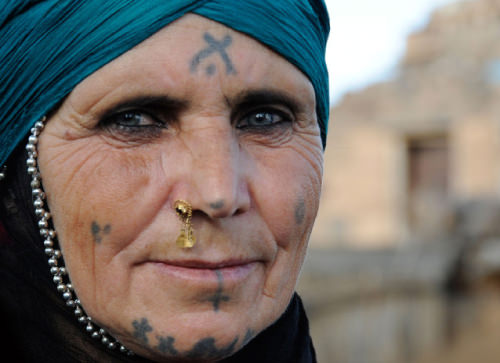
[0,1,329,362]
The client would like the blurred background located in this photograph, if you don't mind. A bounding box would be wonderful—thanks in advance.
[297,0,500,362]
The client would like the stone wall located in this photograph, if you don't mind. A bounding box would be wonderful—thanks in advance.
[302,0,500,361]
[310,0,500,248]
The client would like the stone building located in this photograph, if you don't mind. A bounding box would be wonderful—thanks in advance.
[311,0,500,249]
[299,0,500,361]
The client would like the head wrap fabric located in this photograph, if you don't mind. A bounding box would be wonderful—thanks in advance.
[0,0,329,167]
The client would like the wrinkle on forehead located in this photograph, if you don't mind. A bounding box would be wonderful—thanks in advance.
[60,13,316,126]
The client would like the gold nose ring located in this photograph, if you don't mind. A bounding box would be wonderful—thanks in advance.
[174,200,196,248]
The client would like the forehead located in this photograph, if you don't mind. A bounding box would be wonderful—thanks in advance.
[69,14,316,115]
[135,13,307,79]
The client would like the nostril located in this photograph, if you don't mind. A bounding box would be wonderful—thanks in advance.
[233,206,246,216]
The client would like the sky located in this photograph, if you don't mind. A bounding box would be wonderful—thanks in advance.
[325,0,461,105]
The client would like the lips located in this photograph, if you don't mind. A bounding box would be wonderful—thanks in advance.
[160,259,255,269]
[144,258,261,286]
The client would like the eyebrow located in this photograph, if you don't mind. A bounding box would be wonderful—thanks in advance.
[96,90,304,122]
[99,95,189,118]
[229,89,304,114]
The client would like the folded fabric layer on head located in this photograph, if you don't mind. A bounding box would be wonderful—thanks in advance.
[0,0,329,167]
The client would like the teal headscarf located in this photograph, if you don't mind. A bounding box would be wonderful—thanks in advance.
[0,0,329,167]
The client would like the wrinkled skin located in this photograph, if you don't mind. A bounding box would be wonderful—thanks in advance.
[38,14,323,362]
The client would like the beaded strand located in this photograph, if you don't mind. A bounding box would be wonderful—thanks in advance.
[25,117,133,356]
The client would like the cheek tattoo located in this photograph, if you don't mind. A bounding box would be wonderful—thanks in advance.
[91,221,111,244]
[294,197,306,225]
[190,32,236,76]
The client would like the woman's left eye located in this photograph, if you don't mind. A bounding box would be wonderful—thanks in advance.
[237,110,291,129]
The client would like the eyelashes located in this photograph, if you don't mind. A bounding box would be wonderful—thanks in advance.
[99,110,166,135]
[98,106,294,140]
[108,111,164,129]
[236,108,292,130]
[96,96,181,140]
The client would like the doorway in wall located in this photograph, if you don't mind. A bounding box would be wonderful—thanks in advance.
[407,135,450,238]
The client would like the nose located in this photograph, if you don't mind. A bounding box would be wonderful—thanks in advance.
[184,124,251,219]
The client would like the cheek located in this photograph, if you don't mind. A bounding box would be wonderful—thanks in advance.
[42,143,151,219]
[262,157,322,247]
[37,136,164,278]
[257,152,322,301]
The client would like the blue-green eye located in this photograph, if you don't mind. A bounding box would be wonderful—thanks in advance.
[99,109,167,140]
[110,111,163,128]
[118,112,146,127]
[237,110,290,129]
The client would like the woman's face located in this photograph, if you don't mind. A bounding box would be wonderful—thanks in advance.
[38,14,323,361]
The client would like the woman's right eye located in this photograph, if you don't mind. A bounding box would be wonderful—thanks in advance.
[106,110,164,129]
[99,110,167,138]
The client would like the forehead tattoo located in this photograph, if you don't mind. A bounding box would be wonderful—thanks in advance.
[190,32,236,76]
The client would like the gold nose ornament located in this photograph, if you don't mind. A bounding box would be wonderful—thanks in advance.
[174,200,196,248]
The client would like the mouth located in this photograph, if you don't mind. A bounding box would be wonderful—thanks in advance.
[145,259,261,286]
[163,259,255,269]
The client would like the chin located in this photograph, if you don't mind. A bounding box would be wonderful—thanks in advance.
[100,301,260,362]
[118,317,250,362]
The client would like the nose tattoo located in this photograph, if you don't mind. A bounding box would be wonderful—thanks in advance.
[190,32,236,76]
[174,200,196,248]
[209,199,225,210]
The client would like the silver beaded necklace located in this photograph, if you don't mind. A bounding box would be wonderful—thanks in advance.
[25,117,134,356]
[0,165,6,181]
